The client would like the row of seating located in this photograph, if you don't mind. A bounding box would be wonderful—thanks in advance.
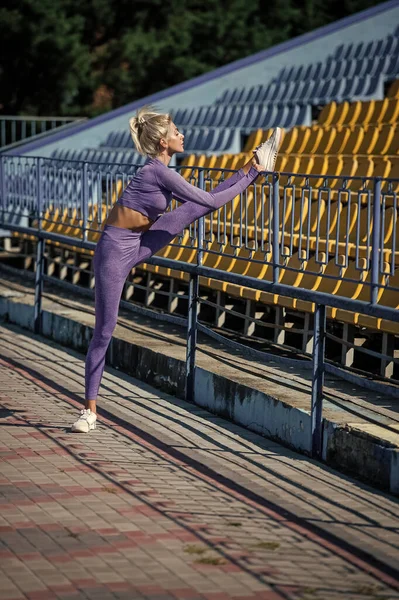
[144,235,399,334]
[275,53,399,85]
[218,71,391,109]
[318,96,399,126]
[271,123,398,157]
[173,103,311,131]
[216,27,399,115]
[102,127,240,154]
[333,29,399,62]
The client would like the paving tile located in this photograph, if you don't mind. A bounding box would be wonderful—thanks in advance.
[0,324,398,600]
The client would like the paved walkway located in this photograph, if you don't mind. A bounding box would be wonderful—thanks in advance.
[0,323,398,600]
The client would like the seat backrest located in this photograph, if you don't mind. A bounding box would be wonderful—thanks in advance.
[318,102,337,126]
[329,128,352,154]
[356,125,379,155]
[357,100,375,126]
[382,99,399,124]
[344,126,364,155]
[373,124,395,155]
[342,100,362,126]
[303,126,324,154]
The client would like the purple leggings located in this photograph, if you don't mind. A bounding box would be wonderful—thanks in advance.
[85,167,259,399]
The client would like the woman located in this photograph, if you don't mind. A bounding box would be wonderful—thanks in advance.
[72,106,281,432]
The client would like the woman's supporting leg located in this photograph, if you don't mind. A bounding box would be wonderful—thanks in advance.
[84,228,141,407]
[84,254,127,406]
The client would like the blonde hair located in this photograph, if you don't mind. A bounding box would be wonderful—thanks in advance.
[129,106,172,157]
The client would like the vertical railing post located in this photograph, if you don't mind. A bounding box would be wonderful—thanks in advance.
[82,162,88,243]
[0,121,5,148]
[185,169,204,402]
[34,158,44,335]
[311,303,326,458]
[272,172,280,283]
[0,155,6,221]
[370,177,382,304]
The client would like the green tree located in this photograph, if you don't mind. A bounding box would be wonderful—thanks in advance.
[0,0,92,115]
[0,0,388,117]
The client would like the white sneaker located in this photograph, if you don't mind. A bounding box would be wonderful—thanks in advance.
[71,409,97,433]
[254,127,282,172]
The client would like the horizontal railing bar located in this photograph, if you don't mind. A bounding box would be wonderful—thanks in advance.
[0,116,86,122]
[1,154,398,184]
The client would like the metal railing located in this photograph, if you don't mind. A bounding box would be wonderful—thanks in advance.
[0,153,398,458]
[0,116,87,150]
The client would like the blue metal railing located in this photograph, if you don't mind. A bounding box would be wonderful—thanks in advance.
[0,153,398,458]
[0,116,87,150]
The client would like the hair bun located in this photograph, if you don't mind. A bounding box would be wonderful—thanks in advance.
[138,116,145,125]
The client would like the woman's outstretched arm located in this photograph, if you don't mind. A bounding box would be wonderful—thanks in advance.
[206,156,255,194]
[154,159,258,211]
[135,161,260,265]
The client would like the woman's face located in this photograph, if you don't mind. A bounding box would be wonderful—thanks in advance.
[166,122,184,154]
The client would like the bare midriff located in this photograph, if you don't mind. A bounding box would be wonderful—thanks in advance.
[104,203,153,233]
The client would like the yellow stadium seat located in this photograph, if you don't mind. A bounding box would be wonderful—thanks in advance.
[180,154,197,167]
[308,156,329,186]
[212,155,231,169]
[372,156,391,179]
[349,157,372,192]
[331,101,350,125]
[370,99,389,124]
[356,125,379,155]
[290,128,312,154]
[240,250,273,302]
[372,124,395,155]
[291,156,315,188]
[382,98,399,125]
[358,268,399,331]
[290,253,327,312]
[279,156,301,187]
[331,258,367,319]
[387,79,399,98]
[232,153,249,170]
[386,124,398,154]
[356,100,375,126]
[275,154,288,172]
[207,241,246,293]
[325,156,344,189]
[342,101,362,126]
[381,156,399,199]
[243,129,263,153]
[277,252,309,308]
[316,127,337,154]
[303,126,324,154]
[202,155,218,169]
[199,239,226,287]
[334,260,392,325]
[329,127,352,154]
[343,125,365,155]
[318,102,337,126]
[280,127,298,154]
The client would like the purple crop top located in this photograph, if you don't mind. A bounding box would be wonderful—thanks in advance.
[117,157,259,221]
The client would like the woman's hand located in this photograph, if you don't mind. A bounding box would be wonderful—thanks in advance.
[251,157,264,172]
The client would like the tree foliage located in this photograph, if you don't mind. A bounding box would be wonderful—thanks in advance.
[0,0,386,116]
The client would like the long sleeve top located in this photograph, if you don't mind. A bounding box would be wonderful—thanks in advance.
[117,157,259,221]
